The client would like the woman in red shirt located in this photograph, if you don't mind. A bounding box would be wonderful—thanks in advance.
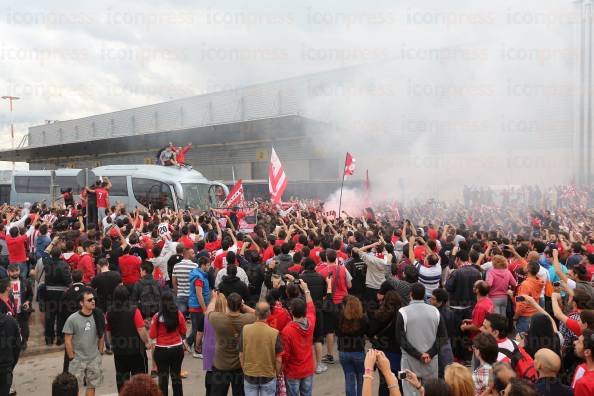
[149,291,186,396]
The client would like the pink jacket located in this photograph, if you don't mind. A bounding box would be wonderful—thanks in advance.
[487,268,517,297]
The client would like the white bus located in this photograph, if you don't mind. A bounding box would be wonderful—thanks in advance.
[10,165,229,211]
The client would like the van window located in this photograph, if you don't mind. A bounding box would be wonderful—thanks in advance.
[55,176,80,192]
[132,178,173,209]
[103,176,127,196]
[14,176,50,194]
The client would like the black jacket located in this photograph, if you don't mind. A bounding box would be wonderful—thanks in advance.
[218,275,250,302]
[445,265,482,307]
[300,270,326,303]
[42,253,72,296]
[0,312,21,369]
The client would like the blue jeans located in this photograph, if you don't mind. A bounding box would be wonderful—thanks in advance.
[339,351,365,396]
[176,296,188,318]
[286,375,313,396]
[516,316,531,334]
[244,378,277,396]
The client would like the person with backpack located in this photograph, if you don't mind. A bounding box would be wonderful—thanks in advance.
[42,238,72,346]
[106,285,151,392]
[186,256,210,359]
[132,261,162,322]
[238,247,265,307]
[481,311,539,383]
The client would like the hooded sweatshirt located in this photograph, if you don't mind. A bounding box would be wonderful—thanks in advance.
[281,301,316,379]
[487,268,517,298]
[515,277,544,317]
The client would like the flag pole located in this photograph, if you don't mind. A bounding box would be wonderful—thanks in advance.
[338,152,348,216]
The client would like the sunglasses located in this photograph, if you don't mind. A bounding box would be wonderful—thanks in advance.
[86,297,95,302]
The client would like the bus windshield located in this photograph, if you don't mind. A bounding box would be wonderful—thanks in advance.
[181,183,212,210]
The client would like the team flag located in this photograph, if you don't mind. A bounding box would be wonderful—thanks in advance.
[269,147,287,203]
[344,152,356,176]
[223,179,244,207]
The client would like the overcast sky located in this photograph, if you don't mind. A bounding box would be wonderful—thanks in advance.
[0,0,577,172]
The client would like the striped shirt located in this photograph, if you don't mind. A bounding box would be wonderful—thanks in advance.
[417,263,442,297]
[172,259,198,298]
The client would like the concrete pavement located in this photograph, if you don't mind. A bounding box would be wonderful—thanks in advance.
[13,348,369,395]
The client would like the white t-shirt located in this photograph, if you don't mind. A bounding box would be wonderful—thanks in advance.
[537,265,550,298]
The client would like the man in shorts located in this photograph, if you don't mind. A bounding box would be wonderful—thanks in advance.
[63,290,105,396]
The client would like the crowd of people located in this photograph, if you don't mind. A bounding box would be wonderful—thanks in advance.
[0,180,593,396]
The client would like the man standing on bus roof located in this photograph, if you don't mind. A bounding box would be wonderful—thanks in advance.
[95,178,112,224]
[175,143,192,167]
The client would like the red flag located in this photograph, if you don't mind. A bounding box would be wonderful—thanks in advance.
[223,179,244,207]
[269,147,287,204]
[344,152,356,176]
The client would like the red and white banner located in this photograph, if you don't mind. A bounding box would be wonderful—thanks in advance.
[344,152,356,176]
[269,147,287,204]
[223,179,244,207]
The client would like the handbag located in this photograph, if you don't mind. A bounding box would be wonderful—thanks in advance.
[322,267,339,313]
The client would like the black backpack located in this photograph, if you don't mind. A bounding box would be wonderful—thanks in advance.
[139,280,162,319]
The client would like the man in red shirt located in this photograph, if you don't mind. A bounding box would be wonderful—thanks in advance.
[77,240,96,284]
[460,280,494,340]
[95,178,112,224]
[119,245,142,292]
[573,329,594,396]
[282,281,316,395]
[316,249,352,365]
[6,226,34,278]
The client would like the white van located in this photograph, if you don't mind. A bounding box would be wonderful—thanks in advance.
[10,164,229,211]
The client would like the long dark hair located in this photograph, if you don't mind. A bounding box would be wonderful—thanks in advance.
[375,290,402,323]
[524,313,560,357]
[159,291,179,332]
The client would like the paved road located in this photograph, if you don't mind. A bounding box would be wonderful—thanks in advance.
[13,349,374,395]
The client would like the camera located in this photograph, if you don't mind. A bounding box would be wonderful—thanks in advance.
[397,371,407,380]
[516,296,525,302]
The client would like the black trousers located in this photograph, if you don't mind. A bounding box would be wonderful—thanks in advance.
[154,345,184,396]
[44,296,64,343]
[211,367,244,396]
[114,352,149,392]
[0,368,13,396]
[451,307,472,361]
[364,287,380,313]
[87,204,98,228]
[16,311,30,343]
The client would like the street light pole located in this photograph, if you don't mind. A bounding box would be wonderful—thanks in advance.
[1,95,20,172]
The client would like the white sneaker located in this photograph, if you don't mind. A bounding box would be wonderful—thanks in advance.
[193,352,203,359]
[315,363,328,374]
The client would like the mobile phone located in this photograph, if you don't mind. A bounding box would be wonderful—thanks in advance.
[328,272,333,280]
[516,296,525,302]
[397,371,407,380]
